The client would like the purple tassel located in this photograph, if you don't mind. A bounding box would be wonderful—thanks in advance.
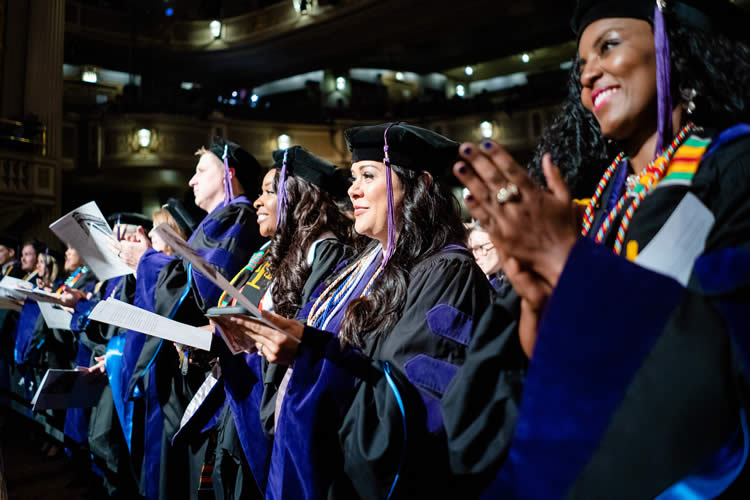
[654,3,673,157]
[382,123,397,267]
[222,144,235,205]
[275,149,289,230]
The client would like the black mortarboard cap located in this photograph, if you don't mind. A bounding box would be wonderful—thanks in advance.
[106,212,153,231]
[271,146,348,194]
[0,233,19,251]
[208,136,262,193]
[163,198,198,239]
[345,123,459,177]
[571,0,741,39]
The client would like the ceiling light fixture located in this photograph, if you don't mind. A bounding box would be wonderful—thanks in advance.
[210,20,222,39]
[480,121,493,138]
[137,128,152,148]
[277,134,291,150]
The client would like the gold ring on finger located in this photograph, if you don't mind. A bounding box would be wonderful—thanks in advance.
[497,183,520,204]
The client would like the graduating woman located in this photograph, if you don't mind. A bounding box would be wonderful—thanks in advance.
[228,123,522,499]
[453,0,750,497]
[178,146,352,499]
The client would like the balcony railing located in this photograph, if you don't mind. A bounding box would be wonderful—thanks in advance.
[0,118,47,157]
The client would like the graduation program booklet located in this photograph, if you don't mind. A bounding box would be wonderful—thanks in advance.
[0,275,31,300]
[89,297,212,350]
[49,201,136,281]
[38,302,73,330]
[152,223,299,344]
[31,367,107,411]
[0,297,22,312]
[13,286,66,305]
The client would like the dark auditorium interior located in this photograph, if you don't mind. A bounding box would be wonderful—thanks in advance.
[2,0,750,498]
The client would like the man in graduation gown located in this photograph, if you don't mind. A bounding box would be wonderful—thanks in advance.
[116,137,264,500]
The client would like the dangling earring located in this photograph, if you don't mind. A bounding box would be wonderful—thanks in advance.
[681,88,697,115]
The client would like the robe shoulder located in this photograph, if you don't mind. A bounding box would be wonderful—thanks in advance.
[691,132,750,252]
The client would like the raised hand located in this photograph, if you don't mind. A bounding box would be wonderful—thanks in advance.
[227,311,304,365]
[59,285,87,308]
[454,140,579,288]
[110,225,152,270]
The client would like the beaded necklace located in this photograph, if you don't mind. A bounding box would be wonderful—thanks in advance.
[307,247,383,330]
[581,122,696,255]
[55,265,89,293]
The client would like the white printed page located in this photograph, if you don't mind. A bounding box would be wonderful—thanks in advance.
[38,302,73,330]
[14,287,65,305]
[49,201,135,281]
[89,298,212,350]
[0,275,32,300]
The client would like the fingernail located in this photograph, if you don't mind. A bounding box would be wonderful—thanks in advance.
[457,164,467,174]
[482,141,493,149]
[466,193,474,201]
[462,146,472,155]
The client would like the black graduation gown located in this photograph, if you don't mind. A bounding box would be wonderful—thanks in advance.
[265,248,502,500]
[126,197,263,500]
[492,126,750,499]
[71,275,140,495]
[216,238,353,499]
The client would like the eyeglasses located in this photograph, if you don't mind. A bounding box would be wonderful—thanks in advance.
[470,242,495,256]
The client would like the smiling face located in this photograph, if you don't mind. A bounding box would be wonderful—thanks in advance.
[579,18,658,142]
[189,152,227,213]
[348,161,404,247]
[21,244,37,272]
[254,170,279,238]
[64,246,82,272]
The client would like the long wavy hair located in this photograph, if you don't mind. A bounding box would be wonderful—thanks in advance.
[527,10,750,198]
[339,163,466,348]
[265,171,353,319]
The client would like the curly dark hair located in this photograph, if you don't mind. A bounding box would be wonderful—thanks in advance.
[527,10,750,198]
[265,171,353,319]
[338,164,466,348]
